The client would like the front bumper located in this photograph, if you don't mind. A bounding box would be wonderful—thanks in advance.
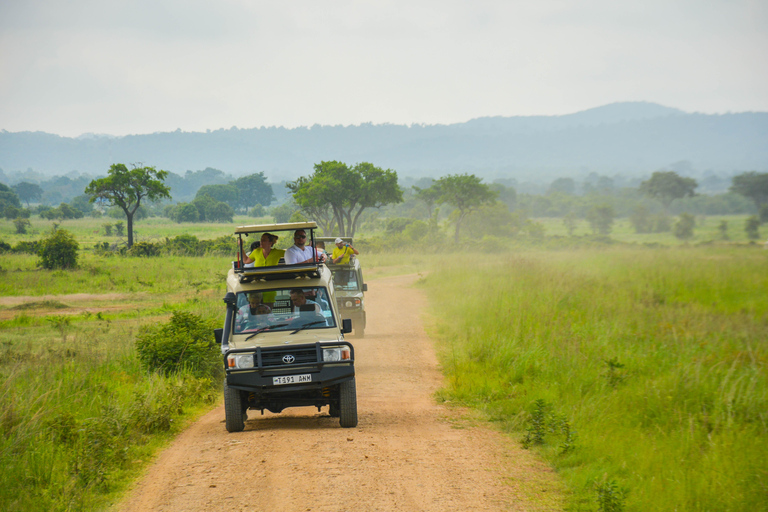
[224,342,355,395]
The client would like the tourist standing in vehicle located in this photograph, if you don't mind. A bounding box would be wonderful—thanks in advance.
[240,232,284,266]
[331,237,359,264]
[285,229,316,264]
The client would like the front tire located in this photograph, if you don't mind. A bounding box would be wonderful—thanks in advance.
[339,378,358,428]
[224,381,246,432]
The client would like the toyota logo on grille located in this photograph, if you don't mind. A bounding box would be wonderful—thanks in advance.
[282,355,295,364]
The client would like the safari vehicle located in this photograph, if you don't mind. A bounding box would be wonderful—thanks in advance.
[317,236,367,337]
[216,222,357,432]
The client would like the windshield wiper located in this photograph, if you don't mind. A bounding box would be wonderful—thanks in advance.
[244,323,289,341]
[289,320,327,335]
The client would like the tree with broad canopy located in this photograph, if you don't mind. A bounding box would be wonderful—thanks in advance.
[730,172,768,211]
[288,161,402,237]
[432,173,497,243]
[12,182,43,207]
[639,171,697,211]
[85,164,170,248]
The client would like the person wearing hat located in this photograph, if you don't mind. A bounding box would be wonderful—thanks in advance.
[331,237,359,264]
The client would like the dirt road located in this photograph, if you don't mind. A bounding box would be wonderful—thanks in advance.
[118,274,562,512]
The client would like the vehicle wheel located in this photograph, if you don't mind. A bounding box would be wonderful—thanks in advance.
[329,401,340,418]
[224,381,245,432]
[339,378,358,428]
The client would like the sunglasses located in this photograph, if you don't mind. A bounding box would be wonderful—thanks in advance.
[295,234,306,239]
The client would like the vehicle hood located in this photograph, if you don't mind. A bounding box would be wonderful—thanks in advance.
[230,330,343,350]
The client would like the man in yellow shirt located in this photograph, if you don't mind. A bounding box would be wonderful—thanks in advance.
[331,237,359,264]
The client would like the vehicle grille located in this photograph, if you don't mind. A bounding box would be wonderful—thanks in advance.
[260,346,318,367]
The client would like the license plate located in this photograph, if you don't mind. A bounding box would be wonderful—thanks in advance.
[273,374,312,385]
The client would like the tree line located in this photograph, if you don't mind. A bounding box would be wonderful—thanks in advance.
[1,162,767,250]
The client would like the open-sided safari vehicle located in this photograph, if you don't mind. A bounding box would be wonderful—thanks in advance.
[317,236,367,337]
[215,222,357,432]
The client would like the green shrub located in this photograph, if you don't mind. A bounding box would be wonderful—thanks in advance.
[129,241,161,257]
[38,228,79,269]
[135,311,220,377]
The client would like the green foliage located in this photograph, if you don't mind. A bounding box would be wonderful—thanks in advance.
[640,171,698,210]
[14,217,31,234]
[425,247,768,511]
[135,311,220,377]
[38,228,79,269]
[288,160,403,236]
[11,181,43,206]
[744,215,761,240]
[586,204,615,234]
[595,479,628,512]
[730,171,768,210]
[249,203,267,217]
[0,182,22,216]
[673,212,696,240]
[114,221,125,236]
[270,201,298,223]
[629,205,653,233]
[233,172,275,210]
[432,173,497,242]
[85,163,171,248]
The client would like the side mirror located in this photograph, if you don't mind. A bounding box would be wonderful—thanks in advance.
[342,319,352,334]
[362,283,368,292]
[223,292,237,308]
[213,328,223,345]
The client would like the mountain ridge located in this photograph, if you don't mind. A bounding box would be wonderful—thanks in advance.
[1,102,765,181]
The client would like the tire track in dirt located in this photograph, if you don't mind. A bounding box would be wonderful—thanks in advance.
[117,274,563,512]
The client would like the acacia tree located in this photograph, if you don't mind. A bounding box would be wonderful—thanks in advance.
[730,171,768,211]
[234,173,275,212]
[288,161,402,237]
[12,182,43,207]
[85,164,171,248]
[433,173,496,243]
[639,171,697,211]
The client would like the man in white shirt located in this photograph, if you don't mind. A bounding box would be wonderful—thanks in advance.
[285,229,316,264]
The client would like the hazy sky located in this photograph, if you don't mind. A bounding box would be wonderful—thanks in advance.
[1,0,766,137]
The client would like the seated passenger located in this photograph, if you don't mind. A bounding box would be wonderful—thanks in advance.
[285,229,316,264]
[243,240,260,268]
[240,233,284,267]
[236,292,273,331]
[289,289,325,325]
[331,238,359,264]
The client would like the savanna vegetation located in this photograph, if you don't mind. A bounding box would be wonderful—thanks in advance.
[1,164,767,511]
[421,247,767,511]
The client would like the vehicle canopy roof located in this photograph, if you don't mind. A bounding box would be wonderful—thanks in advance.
[235,221,318,235]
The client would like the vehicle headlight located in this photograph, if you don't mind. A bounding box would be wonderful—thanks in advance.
[228,354,255,369]
[323,347,350,362]
[344,300,353,308]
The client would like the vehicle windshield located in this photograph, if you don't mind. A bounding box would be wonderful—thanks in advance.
[233,287,336,334]
[331,268,359,292]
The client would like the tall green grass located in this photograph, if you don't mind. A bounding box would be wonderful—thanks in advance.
[422,246,767,511]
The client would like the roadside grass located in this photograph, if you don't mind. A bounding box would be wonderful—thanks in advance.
[420,245,767,511]
[0,250,227,511]
[0,251,228,296]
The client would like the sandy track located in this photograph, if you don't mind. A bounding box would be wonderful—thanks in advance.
[118,274,561,512]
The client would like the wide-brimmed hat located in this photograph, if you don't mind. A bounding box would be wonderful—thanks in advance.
[335,237,343,244]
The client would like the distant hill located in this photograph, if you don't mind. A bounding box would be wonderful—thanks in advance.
[1,102,766,182]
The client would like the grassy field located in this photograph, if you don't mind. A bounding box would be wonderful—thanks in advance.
[0,249,228,511]
[1,215,766,511]
[420,245,767,511]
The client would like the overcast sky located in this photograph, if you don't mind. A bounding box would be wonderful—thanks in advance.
[1,0,766,137]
